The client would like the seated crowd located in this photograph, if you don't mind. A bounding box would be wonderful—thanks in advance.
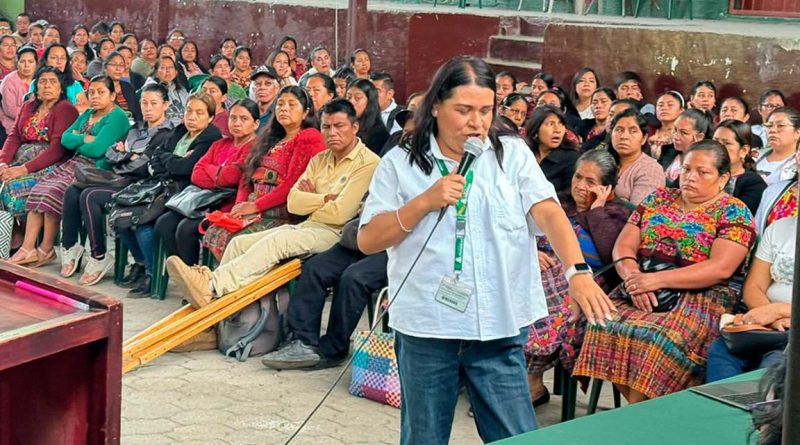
[0,12,794,434]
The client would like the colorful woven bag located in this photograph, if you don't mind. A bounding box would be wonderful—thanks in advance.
[349,288,401,409]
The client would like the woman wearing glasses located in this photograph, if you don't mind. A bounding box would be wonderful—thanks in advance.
[751,89,786,151]
[142,55,189,126]
[102,51,142,125]
[755,107,800,186]
[498,93,528,134]
[34,43,88,111]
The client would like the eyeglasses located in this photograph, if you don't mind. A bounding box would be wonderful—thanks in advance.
[169,36,185,41]
[158,65,176,72]
[760,103,781,111]
[503,106,527,118]
[106,62,125,69]
[764,122,794,131]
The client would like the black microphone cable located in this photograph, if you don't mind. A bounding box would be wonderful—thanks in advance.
[283,214,444,445]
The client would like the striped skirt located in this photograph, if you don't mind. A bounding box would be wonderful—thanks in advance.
[26,156,94,218]
[573,285,735,399]
[202,213,295,260]
[1,142,59,217]
[526,260,591,374]
[202,181,300,260]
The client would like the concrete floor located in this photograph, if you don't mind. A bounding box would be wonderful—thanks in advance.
[33,260,620,444]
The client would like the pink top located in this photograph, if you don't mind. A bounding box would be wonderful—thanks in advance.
[0,71,31,135]
[616,153,667,206]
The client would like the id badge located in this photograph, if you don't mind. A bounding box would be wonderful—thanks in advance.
[435,276,474,312]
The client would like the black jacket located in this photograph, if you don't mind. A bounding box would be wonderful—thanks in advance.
[360,121,390,156]
[148,125,223,186]
[733,170,767,215]
[539,147,581,193]
[120,81,143,126]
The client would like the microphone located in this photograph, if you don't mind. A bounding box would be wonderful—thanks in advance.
[438,137,484,220]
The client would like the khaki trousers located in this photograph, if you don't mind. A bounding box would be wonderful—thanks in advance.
[211,221,340,295]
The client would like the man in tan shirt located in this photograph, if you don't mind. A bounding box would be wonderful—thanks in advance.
[167,99,380,308]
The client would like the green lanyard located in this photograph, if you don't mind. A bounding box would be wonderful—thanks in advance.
[435,159,474,278]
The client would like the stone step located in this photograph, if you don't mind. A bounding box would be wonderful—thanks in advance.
[488,34,544,63]
[484,57,542,83]
[519,17,551,37]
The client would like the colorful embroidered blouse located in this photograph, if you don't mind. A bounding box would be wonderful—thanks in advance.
[22,114,49,142]
[629,187,756,266]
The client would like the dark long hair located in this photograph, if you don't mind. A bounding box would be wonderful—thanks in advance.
[524,105,577,158]
[245,86,316,183]
[152,55,188,92]
[40,43,75,85]
[347,78,383,143]
[178,40,207,73]
[403,56,514,175]
[714,119,755,171]
[606,107,649,163]
[31,66,69,110]
[570,67,599,103]
[750,357,786,445]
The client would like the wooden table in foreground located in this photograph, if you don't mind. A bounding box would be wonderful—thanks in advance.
[492,371,763,444]
[0,263,122,445]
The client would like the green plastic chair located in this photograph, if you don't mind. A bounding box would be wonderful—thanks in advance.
[634,0,692,19]
[433,0,482,9]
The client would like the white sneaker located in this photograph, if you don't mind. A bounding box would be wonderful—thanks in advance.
[60,244,85,278]
[78,254,114,286]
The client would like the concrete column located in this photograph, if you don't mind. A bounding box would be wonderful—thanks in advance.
[346,0,368,57]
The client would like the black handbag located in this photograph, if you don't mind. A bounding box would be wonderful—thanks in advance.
[165,185,236,219]
[112,179,170,207]
[74,164,131,189]
[620,238,684,312]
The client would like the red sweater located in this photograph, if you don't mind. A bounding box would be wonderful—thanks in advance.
[191,136,254,211]
[235,127,326,212]
[0,99,79,172]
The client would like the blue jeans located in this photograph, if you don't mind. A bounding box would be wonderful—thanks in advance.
[706,337,785,382]
[117,224,156,274]
[395,327,537,445]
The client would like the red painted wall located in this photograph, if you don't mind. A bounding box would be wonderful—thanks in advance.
[542,24,800,113]
[24,0,502,103]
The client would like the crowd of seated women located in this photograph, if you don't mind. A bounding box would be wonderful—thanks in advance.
[0,15,795,428]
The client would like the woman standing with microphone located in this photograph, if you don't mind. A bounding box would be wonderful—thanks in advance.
[358,56,615,444]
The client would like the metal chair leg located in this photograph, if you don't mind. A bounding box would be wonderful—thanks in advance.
[613,385,622,408]
[634,0,643,16]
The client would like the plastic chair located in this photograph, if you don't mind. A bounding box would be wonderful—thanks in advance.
[553,364,579,421]
[634,0,692,19]
[433,0,482,9]
[113,237,129,285]
[586,379,622,414]
[150,237,169,300]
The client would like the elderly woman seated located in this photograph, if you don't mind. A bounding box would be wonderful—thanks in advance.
[574,140,756,403]
[705,214,795,382]
[526,149,632,406]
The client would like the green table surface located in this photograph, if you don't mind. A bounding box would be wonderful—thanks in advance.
[493,371,765,445]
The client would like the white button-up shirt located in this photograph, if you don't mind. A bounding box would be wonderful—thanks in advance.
[361,135,556,341]
[380,100,403,135]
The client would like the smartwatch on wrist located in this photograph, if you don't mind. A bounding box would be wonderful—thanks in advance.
[565,263,592,282]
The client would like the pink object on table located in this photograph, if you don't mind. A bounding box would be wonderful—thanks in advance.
[15,280,90,311]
